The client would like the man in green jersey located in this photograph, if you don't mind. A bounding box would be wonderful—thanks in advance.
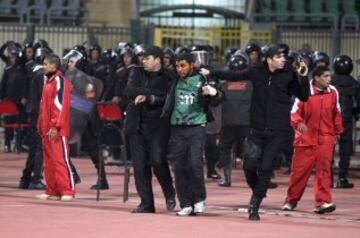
[162,52,224,216]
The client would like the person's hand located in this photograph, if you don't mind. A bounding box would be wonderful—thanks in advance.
[199,68,210,77]
[134,95,146,105]
[297,122,307,134]
[47,128,58,140]
[296,61,308,77]
[202,85,217,96]
[112,96,120,104]
[20,98,27,106]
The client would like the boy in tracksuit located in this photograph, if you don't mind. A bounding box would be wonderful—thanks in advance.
[37,54,74,201]
[162,52,224,216]
[283,66,343,214]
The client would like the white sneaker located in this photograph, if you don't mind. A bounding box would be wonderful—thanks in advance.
[36,194,60,201]
[176,206,193,216]
[282,203,295,211]
[60,195,74,202]
[313,203,336,214]
[194,201,206,214]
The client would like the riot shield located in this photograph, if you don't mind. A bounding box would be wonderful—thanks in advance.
[65,68,103,144]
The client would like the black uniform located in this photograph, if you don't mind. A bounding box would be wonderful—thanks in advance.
[125,66,176,212]
[19,64,44,188]
[331,74,360,181]
[211,61,309,218]
[0,64,27,151]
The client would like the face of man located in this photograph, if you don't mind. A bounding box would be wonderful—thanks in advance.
[249,51,259,64]
[142,55,161,72]
[163,54,171,68]
[176,60,194,78]
[123,54,133,67]
[25,48,34,60]
[90,50,100,61]
[267,53,286,71]
[314,70,331,89]
[67,57,77,70]
[43,59,57,74]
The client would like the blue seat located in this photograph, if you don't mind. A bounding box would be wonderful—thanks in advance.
[274,0,288,22]
[308,0,324,22]
[290,0,306,22]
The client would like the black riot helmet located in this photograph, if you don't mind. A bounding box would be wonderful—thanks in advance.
[225,48,238,62]
[8,42,23,59]
[116,42,133,54]
[63,48,88,70]
[133,44,145,56]
[119,47,136,66]
[175,46,190,55]
[33,39,52,64]
[228,54,249,71]
[333,55,353,75]
[245,43,261,55]
[312,51,330,67]
[299,51,313,68]
[102,48,119,65]
[278,43,290,56]
[88,44,102,60]
[163,47,175,59]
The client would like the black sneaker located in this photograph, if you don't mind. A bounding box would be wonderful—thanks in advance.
[166,198,176,211]
[131,206,155,213]
[268,181,278,189]
[28,181,46,190]
[19,180,30,189]
[335,179,354,189]
[207,173,221,180]
[90,181,109,190]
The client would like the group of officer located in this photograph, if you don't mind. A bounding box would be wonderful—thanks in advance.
[0,38,358,218]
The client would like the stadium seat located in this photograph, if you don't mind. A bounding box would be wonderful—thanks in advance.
[290,0,306,22]
[32,0,47,16]
[0,0,13,15]
[259,0,273,21]
[325,0,339,22]
[274,0,288,22]
[49,0,65,17]
[308,0,324,22]
[67,0,81,18]
[341,0,357,24]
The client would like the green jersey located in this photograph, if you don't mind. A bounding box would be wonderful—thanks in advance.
[170,74,207,126]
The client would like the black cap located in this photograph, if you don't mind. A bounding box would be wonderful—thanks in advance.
[143,45,163,58]
[264,44,286,59]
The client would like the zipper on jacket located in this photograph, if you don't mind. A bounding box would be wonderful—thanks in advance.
[318,94,323,144]
[268,76,272,86]
[265,75,272,128]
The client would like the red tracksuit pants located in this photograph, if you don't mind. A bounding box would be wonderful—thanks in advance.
[285,144,333,208]
[42,136,75,196]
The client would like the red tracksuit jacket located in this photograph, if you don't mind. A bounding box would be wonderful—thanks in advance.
[37,70,71,136]
[291,82,343,146]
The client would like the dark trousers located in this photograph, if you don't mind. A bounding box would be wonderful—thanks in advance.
[217,125,249,169]
[204,133,219,175]
[168,126,207,208]
[129,127,175,209]
[82,125,107,181]
[244,128,288,199]
[20,125,43,183]
[338,121,353,178]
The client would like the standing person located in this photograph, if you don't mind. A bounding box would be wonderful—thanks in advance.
[282,66,343,213]
[162,52,224,216]
[331,55,360,188]
[0,43,27,153]
[216,54,252,187]
[36,54,75,201]
[19,41,52,190]
[200,44,310,220]
[125,46,176,213]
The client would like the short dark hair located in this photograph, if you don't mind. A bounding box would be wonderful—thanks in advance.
[175,52,194,64]
[312,66,330,78]
[44,53,61,68]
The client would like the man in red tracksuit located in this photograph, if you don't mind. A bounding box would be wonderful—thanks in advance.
[283,66,343,214]
[36,54,75,201]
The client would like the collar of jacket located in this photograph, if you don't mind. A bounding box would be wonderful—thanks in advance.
[45,69,62,82]
[310,80,331,95]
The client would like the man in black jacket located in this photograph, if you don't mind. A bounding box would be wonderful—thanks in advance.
[331,55,360,189]
[200,44,310,220]
[125,46,176,213]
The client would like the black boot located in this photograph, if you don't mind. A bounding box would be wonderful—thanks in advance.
[218,167,231,187]
[248,195,262,221]
[90,163,109,190]
[335,178,354,188]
